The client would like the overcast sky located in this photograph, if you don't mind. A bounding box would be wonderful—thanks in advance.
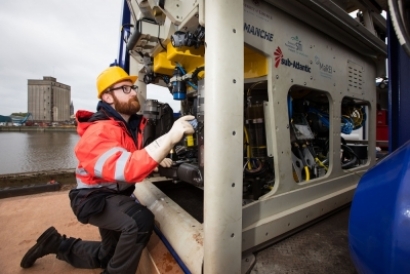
[0,0,177,116]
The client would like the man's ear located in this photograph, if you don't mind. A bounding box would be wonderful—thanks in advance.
[101,92,114,105]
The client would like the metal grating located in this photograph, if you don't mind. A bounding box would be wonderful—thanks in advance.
[347,60,364,93]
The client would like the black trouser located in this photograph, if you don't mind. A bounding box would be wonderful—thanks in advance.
[56,194,154,274]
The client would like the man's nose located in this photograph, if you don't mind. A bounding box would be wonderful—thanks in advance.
[129,88,138,95]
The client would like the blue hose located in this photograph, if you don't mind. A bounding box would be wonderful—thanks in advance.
[308,107,353,134]
[153,225,192,274]
[132,194,192,273]
[176,63,198,90]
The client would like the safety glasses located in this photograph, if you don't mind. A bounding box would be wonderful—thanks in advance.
[110,85,138,94]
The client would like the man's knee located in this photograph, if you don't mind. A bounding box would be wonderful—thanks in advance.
[126,204,155,233]
[136,207,154,233]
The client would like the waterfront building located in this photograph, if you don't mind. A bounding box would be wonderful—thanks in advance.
[28,77,71,122]
[70,101,74,116]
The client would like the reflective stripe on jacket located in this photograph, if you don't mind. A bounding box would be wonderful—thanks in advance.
[74,110,157,190]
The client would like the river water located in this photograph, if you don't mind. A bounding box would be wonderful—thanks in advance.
[0,131,80,174]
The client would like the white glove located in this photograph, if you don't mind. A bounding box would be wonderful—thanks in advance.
[159,158,173,168]
[145,115,195,163]
[167,115,195,144]
[153,158,173,172]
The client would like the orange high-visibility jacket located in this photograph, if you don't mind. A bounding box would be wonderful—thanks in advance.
[74,110,158,191]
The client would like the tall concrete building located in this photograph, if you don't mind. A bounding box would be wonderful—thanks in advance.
[70,101,74,116]
[28,77,71,122]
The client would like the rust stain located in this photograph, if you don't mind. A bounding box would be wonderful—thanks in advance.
[161,252,175,272]
[162,251,175,263]
[147,233,184,273]
[193,232,203,246]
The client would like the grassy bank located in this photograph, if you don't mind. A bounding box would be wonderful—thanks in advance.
[0,169,76,189]
[0,126,76,132]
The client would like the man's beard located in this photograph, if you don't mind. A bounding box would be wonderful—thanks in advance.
[112,93,140,115]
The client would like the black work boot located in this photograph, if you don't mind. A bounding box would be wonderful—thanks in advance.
[20,226,64,268]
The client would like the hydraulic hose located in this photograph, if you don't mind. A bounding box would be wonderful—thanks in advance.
[341,144,359,169]
[315,157,328,171]
[304,166,310,181]
[243,127,252,170]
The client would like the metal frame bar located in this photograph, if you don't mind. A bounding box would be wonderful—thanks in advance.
[387,14,410,151]
[117,0,131,70]
[265,0,386,57]
[204,0,244,272]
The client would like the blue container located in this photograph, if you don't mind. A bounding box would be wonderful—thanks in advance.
[173,92,186,100]
[349,140,410,273]
[173,112,181,119]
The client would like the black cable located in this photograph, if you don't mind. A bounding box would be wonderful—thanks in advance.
[191,66,205,83]
[341,144,359,169]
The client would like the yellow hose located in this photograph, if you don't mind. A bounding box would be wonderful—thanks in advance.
[304,166,310,181]
[243,127,252,170]
[315,157,328,171]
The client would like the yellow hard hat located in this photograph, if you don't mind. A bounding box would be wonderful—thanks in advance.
[96,66,138,98]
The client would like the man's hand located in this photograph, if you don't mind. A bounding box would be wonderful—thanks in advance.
[159,158,173,168]
[168,115,195,145]
[145,115,195,164]
[153,158,173,172]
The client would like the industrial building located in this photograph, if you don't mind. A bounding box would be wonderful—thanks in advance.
[27,77,71,122]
